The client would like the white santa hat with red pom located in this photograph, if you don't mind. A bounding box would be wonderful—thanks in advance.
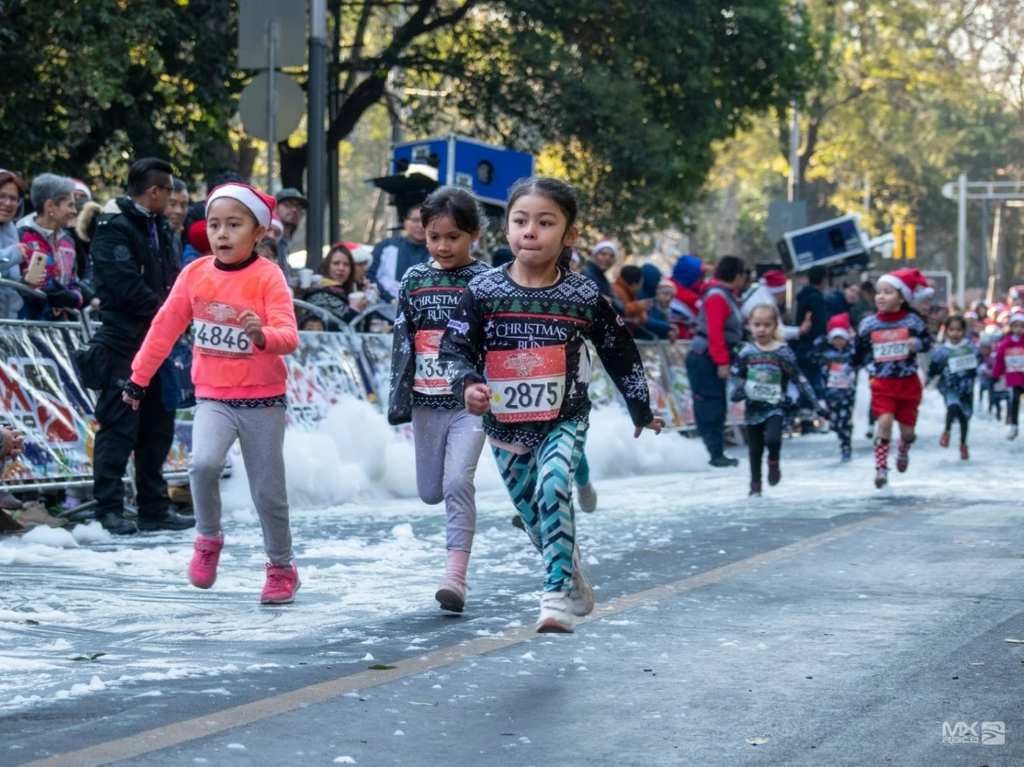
[877,268,934,304]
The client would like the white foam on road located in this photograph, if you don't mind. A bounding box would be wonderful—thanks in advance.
[0,384,1021,713]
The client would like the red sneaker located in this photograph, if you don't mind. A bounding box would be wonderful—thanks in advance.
[939,431,950,448]
[188,534,224,589]
[960,443,969,461]
[261,563,300,604]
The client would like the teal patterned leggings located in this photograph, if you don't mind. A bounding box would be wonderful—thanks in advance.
[492,420,589,592]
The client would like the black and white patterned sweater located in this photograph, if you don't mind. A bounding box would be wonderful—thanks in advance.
[439,265,653,449]
[387,260,490,425]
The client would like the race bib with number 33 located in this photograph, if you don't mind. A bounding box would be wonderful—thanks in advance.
[413,329,452,395]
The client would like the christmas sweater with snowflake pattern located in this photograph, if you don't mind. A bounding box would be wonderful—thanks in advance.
[387,259,491,424]
[440,265,654,449]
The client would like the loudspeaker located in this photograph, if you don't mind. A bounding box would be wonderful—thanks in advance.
[776,215,869,273]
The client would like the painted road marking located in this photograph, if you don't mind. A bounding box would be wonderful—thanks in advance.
[21,514,889,767]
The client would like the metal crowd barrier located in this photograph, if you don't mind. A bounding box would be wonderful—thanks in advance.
[0,300,721,494]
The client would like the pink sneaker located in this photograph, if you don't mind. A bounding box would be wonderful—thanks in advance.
[188,534,224,589]
[261,563,300,604]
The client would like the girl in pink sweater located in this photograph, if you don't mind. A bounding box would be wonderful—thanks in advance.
[992,311,1024,440]
[124,183,301,604]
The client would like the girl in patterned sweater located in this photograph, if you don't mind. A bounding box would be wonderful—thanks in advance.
[854,269,933,488]
[124,183,300,604]
[441,177,663,633]
[388,187,490,614]
[927,315,980,458]
[731,304,821,496]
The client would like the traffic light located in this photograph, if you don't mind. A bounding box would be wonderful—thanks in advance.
[904,223,916,260]
[892,223,903,260]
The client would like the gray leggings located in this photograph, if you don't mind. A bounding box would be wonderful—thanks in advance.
[189,400,292,565]
[412,407,486,552]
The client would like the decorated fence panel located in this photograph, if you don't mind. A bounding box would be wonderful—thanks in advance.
[0,320,734,490]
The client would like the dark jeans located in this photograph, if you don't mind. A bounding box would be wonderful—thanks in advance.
[686,349,727,459]
[92,349,175,519]
[747,415,783,483]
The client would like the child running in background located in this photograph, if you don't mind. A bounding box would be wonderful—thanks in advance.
[854,269,934,488]
[387,186,491,613]
[124,183,301,604]
[927,315,980,459]
[813,313,857,462]
[440,177,663,634]
[731,304,822,496]
[992,310,1024,440]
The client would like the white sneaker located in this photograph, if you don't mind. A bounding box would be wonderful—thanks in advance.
[1009,425,1019,441]
[568,547,594,617]
[577,482,598,513]
[536,591,576,633]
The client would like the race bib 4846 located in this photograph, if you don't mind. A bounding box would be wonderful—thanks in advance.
[192,301,253,357]
[486,345,566,423]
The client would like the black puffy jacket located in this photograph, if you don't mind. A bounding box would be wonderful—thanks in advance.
[90,197,179,357]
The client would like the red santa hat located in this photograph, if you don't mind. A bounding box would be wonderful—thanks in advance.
[877,268,934,305]
[187,219,210,255]
[1010,310,1024,326]
[827,312,853,340]
[206,182,276,229]
[761,270,787,294]
[657,278,676,292]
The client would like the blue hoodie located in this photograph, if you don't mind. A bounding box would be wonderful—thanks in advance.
[672,254,703,289]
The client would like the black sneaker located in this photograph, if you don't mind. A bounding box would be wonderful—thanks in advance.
[767,460,781,486]
[98,512,139,535]
[749,480,762,497]
[708,455,740,468]
[511,514,525,531]
[137,509,196,532]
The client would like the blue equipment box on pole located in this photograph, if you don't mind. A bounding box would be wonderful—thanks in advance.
[390,135,535,207]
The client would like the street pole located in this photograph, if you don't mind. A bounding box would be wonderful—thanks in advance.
[306,0,327,270]
[957,173,967,308]
[327,0,341,243]
[788,103,799,203]
[265,19,279,192]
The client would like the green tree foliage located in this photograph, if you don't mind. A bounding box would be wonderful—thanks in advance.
[1,0,810,240]
[0,0,245,190]
[695,0,1024,291]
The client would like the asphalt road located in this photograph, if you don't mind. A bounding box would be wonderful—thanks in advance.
[4,420,1024,766]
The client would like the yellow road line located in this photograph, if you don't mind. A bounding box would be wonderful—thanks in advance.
[21,514,888,767]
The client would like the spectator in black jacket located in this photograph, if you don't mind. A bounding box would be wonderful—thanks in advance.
[794,265,830,397]
[85,158,194,535]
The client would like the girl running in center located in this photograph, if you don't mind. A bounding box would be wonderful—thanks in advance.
[812,313,857,462]
[854,268,933,489]
[731,304,821,496]
[927,315,980,459]
[440,177,663,634]
[124,183,300,604]
[388,186,491,614]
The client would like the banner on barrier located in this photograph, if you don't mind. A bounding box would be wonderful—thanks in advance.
[0,320,738,490]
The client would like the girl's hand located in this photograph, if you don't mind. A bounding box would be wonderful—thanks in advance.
[0,427,24,458]
[464,383,492,416]
[634,417,665,438]
[122,392,141,411]
[717,364,730,379]
[238,310,266,349]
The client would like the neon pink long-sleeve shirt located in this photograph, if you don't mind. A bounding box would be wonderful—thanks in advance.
[130,255,298,400]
